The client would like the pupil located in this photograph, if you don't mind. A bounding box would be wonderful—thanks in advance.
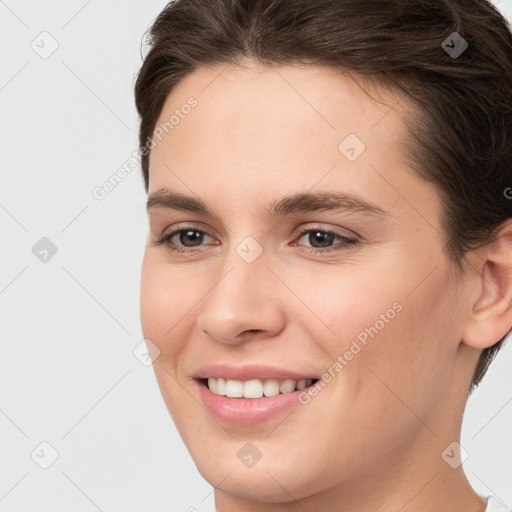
[180,230,203,246]
[309,231,333,248]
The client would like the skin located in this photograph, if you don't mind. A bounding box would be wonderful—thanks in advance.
[140,61,512,511]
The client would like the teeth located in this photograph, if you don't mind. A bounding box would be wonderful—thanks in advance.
[263,378,280,397]
[208,377,217,394]
[206,377,316,398]
[244,379,263,398]
[225,379,244,398]
[216,377,226,395]
[279,379,295,394]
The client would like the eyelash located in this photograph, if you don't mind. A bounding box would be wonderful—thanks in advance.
[153,224,359,255]
[292,226,358,253]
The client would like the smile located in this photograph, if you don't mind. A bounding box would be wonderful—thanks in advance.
[194,376,321,426]
[203,377,318,399]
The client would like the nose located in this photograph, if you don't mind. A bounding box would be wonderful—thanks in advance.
[195,248,286,345]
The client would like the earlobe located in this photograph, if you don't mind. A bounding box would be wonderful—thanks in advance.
[462,220,512,350]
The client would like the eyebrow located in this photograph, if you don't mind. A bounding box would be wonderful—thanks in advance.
[146,188,388,218]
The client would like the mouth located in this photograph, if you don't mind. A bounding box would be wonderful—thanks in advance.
[198,377,321,399]
[191,364,323,424]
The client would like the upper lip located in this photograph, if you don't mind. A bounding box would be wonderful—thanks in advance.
[193,364,319,381]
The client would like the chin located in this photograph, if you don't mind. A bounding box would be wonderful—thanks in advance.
[200,462,313,503]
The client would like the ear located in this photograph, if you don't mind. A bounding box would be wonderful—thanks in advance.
[462,219,512,349]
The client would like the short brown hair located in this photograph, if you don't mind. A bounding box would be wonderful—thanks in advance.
[134,0,512,392]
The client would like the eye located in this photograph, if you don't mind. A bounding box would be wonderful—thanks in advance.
[293,226,358,253]
[153,225,217,253]
[152,224,359,255]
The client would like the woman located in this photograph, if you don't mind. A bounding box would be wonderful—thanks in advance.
[135,0,512,510]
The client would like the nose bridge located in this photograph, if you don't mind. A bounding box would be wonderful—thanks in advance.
[196,236,283,342]
[213,232,269,296]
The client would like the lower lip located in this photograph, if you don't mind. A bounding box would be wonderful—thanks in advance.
[194,379,312,426]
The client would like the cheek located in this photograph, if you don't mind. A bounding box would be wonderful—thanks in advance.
[287,266,405,355]
[140,255,165,341]
[140,252,196,415]
[140,251,191,355]
[290,262,458,404]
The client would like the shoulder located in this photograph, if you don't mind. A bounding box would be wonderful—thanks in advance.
[485,496,512,512]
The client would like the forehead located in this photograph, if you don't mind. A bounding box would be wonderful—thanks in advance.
[151,62,412,155]
[147,62,435,222]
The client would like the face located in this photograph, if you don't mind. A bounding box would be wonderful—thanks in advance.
[140,62,477,505]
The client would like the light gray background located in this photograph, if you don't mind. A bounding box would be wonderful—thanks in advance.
[1,1,511,510]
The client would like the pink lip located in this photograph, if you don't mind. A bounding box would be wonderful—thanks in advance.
[192,364,320,425]
[194,379,314,426]
[192,363,318,381]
